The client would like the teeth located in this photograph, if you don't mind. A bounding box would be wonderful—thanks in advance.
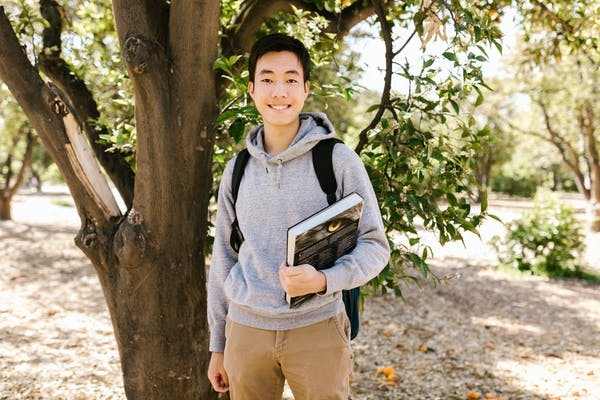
[271,105,288,110]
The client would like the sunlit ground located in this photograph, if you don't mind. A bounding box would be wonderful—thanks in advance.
[1,188,598,399]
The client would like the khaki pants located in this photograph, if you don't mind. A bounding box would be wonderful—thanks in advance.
[223,312,353,400]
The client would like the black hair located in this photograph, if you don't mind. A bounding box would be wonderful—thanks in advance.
[248,33,311,83]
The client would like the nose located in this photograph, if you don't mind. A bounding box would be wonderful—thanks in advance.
[272,81,287,98]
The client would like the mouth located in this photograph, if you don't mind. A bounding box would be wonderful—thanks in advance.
[269,104,291,110]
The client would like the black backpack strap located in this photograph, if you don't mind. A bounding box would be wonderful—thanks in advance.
[343,287,361,340]
[229,149,251,253]
[312,138,343,205]
[313,138,361,340]
[231,149,251,204]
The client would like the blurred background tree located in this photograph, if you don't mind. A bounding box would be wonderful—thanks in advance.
[0,84,40,219]
[478,0,600,229]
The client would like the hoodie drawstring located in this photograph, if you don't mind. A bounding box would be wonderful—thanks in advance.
[276,159,283,189]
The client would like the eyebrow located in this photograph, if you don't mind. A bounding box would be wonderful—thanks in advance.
[257,69,301,76]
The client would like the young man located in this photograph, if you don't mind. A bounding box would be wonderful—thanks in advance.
[207,33,390,399]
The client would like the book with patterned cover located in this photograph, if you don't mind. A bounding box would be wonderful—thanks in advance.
[285,192,364,307]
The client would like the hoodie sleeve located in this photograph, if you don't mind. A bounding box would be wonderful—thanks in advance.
[207,159,238,353]
[319,144,391,294]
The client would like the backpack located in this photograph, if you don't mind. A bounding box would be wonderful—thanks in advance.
[228,138,361,340]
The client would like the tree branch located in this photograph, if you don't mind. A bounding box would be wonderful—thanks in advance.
[39,0,134,208]
[112,0,171,125]
[537,100,583,176]
[503,104,590,199]
[0,6,121,225]
[354,0,395,154]
[224,0,389,55]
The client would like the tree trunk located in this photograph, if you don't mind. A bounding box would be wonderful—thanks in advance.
[0,130,36,221]
[582,103,600,231]
[0,2,219,398]
[0,194,11,220]
[81,218,212,399]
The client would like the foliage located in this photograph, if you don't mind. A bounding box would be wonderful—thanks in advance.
[511,0,599,66]
[492,161,578,197]
[492,190,589,279]
[354,2,502,295]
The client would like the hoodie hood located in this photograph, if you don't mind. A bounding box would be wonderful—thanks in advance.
[245,112,336,165]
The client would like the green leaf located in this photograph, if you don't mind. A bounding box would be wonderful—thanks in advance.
[442,52,458,62]
[229,119,245,142]
[480,190,488,212]
[366,104,381,113]
[473,86,484,106]
[215,110,237,126]
[450,99,460,114]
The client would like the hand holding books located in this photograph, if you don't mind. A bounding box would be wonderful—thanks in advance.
[278,262,327,298]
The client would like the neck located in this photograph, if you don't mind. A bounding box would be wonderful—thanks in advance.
[263,120,300,155]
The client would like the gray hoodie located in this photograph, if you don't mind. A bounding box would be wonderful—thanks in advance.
[207,112,390,352]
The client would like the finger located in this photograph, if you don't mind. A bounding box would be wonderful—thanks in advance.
[279,266,288,285]
[281,266,304,276]
[221,369,230,388]
[213,374,229,393]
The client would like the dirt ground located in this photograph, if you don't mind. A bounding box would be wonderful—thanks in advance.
[1,187,599,400]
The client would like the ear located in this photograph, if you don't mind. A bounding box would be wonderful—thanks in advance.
[248,81,255,100]
[304,80,310,96]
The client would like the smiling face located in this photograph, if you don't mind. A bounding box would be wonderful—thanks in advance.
[248,51,310,140]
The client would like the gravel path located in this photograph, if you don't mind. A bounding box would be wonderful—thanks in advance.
[1,188,599,400]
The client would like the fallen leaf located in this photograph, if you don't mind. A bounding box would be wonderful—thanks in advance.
[467,390,480,399]
[587,371,594,376]
[485,343,495,350]
[376,366,395,377]
[418,345,428,353]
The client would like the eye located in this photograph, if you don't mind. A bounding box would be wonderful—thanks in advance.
[287,79,298,84]
[261,78,273,84]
